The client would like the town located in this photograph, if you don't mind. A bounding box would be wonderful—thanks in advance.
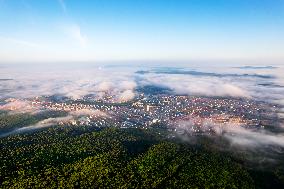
[4,91,280,135]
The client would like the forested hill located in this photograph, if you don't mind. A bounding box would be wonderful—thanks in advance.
[0,125,283,188]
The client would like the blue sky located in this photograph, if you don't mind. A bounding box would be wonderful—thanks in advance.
[0,0,284,63]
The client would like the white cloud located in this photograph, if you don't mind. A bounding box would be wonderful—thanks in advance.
[142,74,251,98]
[174,118,284,148]
[66,24,88,47]
[119,81,137,90]
[58,0,67,13]
[0,36,42,48]
[118,90,135,102]
[0,99,41,114]
[222,125,284,147]
[96,81,113,92]
[0,115,74,138]
[70,109,107,117]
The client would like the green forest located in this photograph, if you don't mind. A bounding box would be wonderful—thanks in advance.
[0,113,284,188]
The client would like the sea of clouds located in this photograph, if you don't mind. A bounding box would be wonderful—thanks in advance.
[1,63,284,104]
[1,63,284,150]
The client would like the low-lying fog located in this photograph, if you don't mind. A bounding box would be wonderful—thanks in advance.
[1,62,284,157]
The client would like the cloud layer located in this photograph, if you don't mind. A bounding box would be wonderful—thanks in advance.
[1,64,284,105]
[1,64,284,155]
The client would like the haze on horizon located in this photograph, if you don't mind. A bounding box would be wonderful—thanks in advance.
[0,0,284,64]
